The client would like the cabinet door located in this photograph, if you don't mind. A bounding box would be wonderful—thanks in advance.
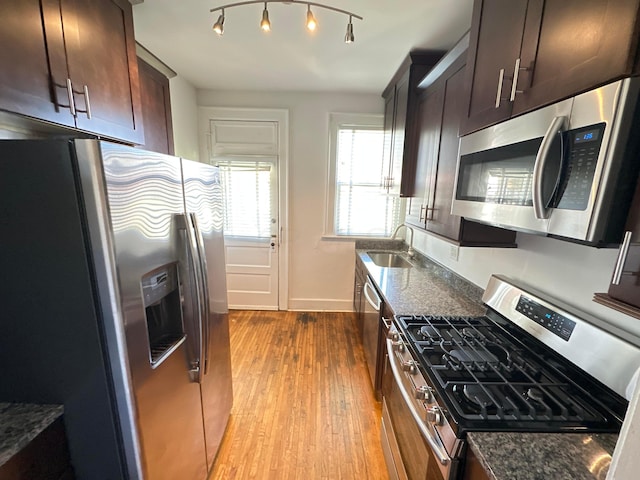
[608,177,640,310]
[381,91,395,193]
[427,65,465,240]
[406,87,445,229]
[513,0,640,116]
[460,0,529,135]
[62,0,144,144]
[388,73,409,195]
[138,58,174,155]
[0,0,74,127]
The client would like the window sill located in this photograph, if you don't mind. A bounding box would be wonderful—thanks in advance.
[321,234,392,241]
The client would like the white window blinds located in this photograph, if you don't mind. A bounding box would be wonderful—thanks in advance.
[334,125,402,236]
[216,158,274,239]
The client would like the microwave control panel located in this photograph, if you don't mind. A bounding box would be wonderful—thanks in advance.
[555,123,606,211]
[516,295,576,341]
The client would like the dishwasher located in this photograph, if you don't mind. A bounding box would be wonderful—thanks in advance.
[362,275,382,393]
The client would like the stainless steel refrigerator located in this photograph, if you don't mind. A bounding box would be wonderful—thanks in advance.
[0,139,233,479]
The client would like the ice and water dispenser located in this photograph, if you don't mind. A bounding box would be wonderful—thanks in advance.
[141,263,185,367]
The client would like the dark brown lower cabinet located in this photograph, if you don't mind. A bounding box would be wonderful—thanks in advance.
[463,444,490,480]
[0,418,74,480]
[406,35,516,247]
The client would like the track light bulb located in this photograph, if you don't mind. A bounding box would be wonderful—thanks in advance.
[213,10,225,36]
[344,16,354,43]
[260,3,271,31]
[306,5,317,31]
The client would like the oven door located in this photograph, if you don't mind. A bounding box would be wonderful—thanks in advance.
[382,329,458,480]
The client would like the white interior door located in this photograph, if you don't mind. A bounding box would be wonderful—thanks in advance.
[210,119,280,310]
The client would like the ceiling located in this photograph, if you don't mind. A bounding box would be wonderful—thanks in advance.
[132,0,473,93]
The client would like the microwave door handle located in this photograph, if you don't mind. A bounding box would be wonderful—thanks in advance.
[532,116,567,219]
[190,213,212,375]
[184,214,205,384]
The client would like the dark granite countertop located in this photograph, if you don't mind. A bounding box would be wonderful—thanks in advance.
[355,246,485,317]
[355,243,617,480]
[468,432,617,480]
[0,402,64,467]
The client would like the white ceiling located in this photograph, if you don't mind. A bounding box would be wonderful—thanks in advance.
[132,0,473,93]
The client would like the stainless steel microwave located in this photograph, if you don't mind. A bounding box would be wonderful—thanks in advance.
[452,78,640,246]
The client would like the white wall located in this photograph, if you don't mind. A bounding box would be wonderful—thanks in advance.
[197,90,383,310]
[411,228,640,340]
[170,75,200,161]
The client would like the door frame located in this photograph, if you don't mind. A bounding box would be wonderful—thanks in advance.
[199,106,289,310]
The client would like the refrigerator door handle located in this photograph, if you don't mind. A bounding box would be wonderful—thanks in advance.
[182,213,205,384]
[190,212,212,375]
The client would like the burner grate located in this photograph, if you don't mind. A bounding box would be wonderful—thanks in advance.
[395,314,613,425]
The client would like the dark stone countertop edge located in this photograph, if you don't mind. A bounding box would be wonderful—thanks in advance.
[0,402,64,467]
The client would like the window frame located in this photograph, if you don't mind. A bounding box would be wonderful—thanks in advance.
[324,112,404,239]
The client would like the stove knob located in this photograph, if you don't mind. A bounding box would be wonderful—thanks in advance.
[402,360,416,374]
[387,331,400,341]
[416,385,434,402]
[427,406,443,426]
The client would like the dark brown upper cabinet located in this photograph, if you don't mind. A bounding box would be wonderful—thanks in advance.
[0,0,143,144]
[461,0,640,135]
[381,51,443,197]
[138,58,174,155]
[595,176,640,317]
[406,35,516,247]
[0,0,75,128]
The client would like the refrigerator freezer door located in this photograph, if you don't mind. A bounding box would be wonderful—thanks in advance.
[0,139,139,479]
[99,143,208,480]
[182,159,233,469]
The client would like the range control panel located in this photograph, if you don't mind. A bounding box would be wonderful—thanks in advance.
[515,295,576,341]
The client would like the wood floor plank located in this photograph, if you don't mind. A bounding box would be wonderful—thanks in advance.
[209,310,388,479]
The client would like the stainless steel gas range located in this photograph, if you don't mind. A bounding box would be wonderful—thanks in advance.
[381,275,640,480]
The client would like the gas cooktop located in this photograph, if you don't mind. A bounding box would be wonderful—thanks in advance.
[394,312,628,435]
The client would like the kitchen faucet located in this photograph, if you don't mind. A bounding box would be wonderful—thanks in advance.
[391,224,415,258]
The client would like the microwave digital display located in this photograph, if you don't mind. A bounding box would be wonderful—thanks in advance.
[574,129,600,144]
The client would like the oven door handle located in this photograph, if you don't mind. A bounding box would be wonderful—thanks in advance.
[386,337,451,466]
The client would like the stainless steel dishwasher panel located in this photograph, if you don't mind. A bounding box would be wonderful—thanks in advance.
[362,276,382,392]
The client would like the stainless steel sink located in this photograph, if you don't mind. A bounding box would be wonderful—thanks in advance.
[367,251,412,268]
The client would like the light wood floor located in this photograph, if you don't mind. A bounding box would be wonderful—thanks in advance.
[209,310,388,480]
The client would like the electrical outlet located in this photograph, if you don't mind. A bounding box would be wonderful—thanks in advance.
[449,244,459,261]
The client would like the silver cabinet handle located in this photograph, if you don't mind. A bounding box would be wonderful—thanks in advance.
[509,58,522,102]
[532,116,567,219]
[495,68,505,108]
[425,206,435,221]
[612,231,633,285]
[382,316,392,330]
[66,78,77,117]
[83,85,92,119]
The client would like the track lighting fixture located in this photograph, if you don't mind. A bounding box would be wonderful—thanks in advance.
[209,1,362,43]
[306,5,317,32]
[344,15,354,43]
[213,9,225,36]
[260,3,271,31]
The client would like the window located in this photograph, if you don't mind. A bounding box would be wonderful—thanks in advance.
[326,113,403,237]
[216,157,276,239]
